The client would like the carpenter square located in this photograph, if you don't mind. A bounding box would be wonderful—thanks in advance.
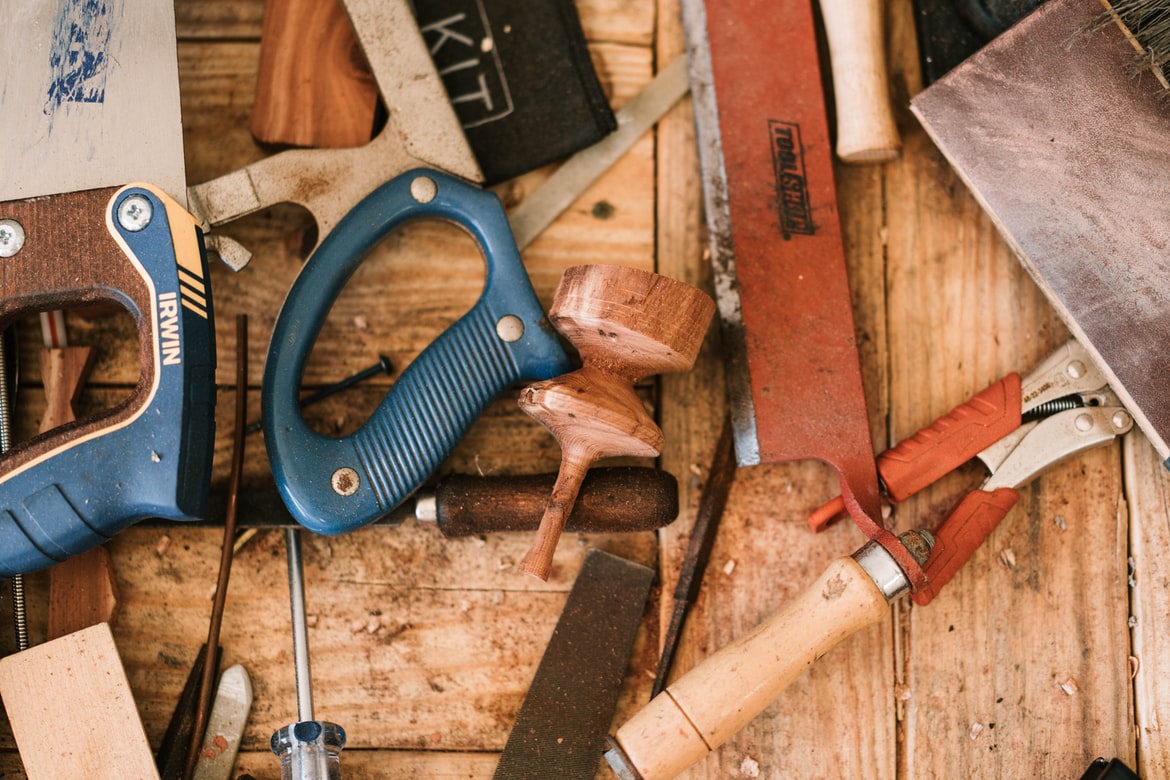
[681,0,889,546]
[492,549,654,779]
[0,0,216,576]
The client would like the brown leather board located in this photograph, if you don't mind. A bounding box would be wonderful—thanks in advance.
[911,0,1170,465]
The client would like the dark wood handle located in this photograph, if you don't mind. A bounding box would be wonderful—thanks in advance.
[434,467,678,537]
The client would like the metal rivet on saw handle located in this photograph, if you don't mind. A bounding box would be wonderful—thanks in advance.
[118,194,154,232]
[331,467,360,497]
[496,314,524,343]
[410,176,437,204]
[0,219,25,258]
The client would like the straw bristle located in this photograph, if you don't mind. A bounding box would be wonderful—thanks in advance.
[1096,0,1170,87]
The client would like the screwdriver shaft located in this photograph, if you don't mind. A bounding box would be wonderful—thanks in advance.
[285,528,314,722]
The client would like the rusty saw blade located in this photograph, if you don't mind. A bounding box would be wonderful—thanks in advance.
[681,0,883,525]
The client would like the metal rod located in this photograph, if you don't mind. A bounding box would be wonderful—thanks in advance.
[183,315,248,780]
[285,528,313,722]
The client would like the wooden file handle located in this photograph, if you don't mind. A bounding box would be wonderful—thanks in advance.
[609,555,894,779]
[817,0,902,163]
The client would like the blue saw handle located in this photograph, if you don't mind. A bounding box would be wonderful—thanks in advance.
[0,184,217,576]
[262,169,571,535]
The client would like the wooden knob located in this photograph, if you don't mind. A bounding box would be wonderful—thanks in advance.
[517,264,714,580]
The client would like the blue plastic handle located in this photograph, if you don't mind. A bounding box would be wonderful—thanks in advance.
[262,170,571,535]
[0,185,217,576]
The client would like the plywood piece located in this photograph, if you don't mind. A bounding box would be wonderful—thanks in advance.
[0,623,159,779]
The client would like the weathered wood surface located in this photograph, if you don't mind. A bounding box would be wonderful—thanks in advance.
[1,0,1167,778]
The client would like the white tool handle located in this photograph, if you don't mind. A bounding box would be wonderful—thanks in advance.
[817,0,902,163]
[609,555,891,779]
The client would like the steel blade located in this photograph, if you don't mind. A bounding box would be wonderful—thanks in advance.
[911,0,1170,465]
[1,0,186,204]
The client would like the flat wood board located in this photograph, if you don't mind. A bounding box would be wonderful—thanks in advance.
[0,623,159,779]
[910,0,1170,462]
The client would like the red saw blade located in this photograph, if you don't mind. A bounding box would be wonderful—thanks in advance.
[682,0,884,534]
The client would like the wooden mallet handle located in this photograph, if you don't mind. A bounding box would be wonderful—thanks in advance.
[817,0,901,163]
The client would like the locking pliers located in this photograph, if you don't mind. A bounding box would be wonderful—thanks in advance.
[810,339,1133,604]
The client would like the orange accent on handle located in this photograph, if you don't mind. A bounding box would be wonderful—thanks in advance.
[879,374,1022,502]
[912,487,1020,606]
[808,495,847,532]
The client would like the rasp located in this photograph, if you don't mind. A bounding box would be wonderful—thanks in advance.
[492,549,654,779]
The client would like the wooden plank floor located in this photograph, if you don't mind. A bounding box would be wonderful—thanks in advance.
[3,0,1170,777]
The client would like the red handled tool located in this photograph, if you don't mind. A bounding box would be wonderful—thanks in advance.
[808,339,1134,604]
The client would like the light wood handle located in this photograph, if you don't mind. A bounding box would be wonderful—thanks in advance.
[817,0,901,163]
[611,556,890,779]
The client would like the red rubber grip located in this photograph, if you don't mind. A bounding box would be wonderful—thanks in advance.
[912,487,1020,606]
[878,374,1022,502]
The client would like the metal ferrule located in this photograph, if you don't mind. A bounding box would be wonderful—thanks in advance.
[604,738,643,780]
[852,530,935,601]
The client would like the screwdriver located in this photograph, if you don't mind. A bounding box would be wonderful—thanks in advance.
[271,528,345,779]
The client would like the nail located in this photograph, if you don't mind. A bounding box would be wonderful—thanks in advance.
[246,355,393,434]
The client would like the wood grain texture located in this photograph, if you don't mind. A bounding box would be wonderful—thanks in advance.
[1125,434,1170,779]
[0,0,1165,777]
[250,0,378,148]
[0,623,159,779]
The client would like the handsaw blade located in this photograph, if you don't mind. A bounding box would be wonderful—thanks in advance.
[681,0,882,520]
[910,0,1170,465]
[0,0,187,203]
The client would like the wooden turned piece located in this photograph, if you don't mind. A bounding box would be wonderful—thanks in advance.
[517,264,715,580]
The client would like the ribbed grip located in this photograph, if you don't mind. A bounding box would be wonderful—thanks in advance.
[351,305,526,509]
[263,170,571,535]
[879,374,1022,502]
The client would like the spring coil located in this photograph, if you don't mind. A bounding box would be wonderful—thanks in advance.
[1022,395,1085,423]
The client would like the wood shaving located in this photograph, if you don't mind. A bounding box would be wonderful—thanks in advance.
[969,722,984,740]
[1060,677,1079,696]
[739,756,760,777]
[998,548,1016,569]
[723,559,736,576]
